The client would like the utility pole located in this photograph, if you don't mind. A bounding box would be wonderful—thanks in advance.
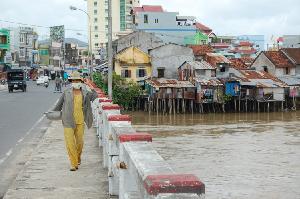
[107,0,113,99]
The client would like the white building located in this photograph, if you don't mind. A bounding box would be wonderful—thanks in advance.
[87,0,140,60]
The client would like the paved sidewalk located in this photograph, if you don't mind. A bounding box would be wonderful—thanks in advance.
[4,121,109,199]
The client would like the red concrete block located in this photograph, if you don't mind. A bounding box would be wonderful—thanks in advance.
[119,133,152,143]
[99,99,113,103]
[98,94,107,98]
[108,115,131,121]
[144,174,205,196]
[102,104,121,110]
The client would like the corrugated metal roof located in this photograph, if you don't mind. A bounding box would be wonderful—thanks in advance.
[278,76,300,86]
[185,61,216,70]
[194,78,223,86]
[146,79,195,88]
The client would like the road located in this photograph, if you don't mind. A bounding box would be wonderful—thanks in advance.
[0,81,61,161]
[0,81,66,198]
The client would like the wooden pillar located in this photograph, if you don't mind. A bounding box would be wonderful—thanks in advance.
[156,98,159,113]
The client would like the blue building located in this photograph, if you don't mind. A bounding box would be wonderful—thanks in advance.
[132,5,197,45]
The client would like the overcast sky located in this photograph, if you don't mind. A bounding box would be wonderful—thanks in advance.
[0,0,299,44]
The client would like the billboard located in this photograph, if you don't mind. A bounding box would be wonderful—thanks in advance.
[50,25,65,43]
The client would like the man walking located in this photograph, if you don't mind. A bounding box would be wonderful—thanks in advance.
[53,71,97,171]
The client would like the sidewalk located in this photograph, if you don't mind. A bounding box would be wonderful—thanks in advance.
[3,121,109,199]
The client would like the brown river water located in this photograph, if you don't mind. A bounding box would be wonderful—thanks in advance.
[128,111,300,199]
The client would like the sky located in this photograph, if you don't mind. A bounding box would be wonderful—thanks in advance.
[0,0,300,44]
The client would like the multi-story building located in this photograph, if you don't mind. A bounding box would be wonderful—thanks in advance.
[19,27,38,67]
[65,43,79,65]
[87,0,140,60]
[0,28,10,64]
[132,5,197,45]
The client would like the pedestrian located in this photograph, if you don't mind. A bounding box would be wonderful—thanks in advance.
[53,71,97,171]
[55,75,63,92]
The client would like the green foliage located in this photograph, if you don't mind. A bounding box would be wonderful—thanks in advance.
[93,72,108,93]
[92,72,142,110]
[223,94,232,102]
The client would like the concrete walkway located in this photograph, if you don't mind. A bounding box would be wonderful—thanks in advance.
[3,121,109,199]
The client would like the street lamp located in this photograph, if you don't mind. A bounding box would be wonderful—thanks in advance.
[70,5,93,79]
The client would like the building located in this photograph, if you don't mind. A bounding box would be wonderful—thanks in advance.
[8,27,20,64]
[229,41,257,58]
[236,35,265,52]
[114,46,151,84]
[113,31,165,54]
[150,43,194,79]
[132,5,197,45]
[251,51,295,76]
[211,35,264,58]
[189,45,213,61]
[87,0,140,58]
[282,35,300,48]
[281,48,300,74]
[0,28,10,64]
[204,53,230,77]
[38,44,50,66]
[178,61,223,104]
[18,27,38,67]
[65,43,79,65]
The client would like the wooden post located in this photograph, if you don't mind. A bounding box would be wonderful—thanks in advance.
[173,99,176,114]
[234,99,237,112]
[156,98,159,113]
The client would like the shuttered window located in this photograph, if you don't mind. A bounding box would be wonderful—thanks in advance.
[121,69,131,78]
[136,69,147,78]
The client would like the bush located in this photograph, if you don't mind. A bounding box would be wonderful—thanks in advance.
[93,72,142,110]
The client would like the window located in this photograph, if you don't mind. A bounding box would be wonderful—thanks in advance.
[157,68,165,78]
[144,14,148,24]
[94,10,97,14]
[285,67,290,75]
[94,1,97,6]
[95,43,99,47]
[121,69,131,78]
[94,18,98,23]
[136,69,146,78]
[20,34,24,43]
[94,26,98,31]
[220,65,225,72]
[263,66,268,73]
[155,19,159,23]
[95,34,98,38]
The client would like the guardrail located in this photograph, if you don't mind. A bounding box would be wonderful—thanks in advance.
[86,80,205,199]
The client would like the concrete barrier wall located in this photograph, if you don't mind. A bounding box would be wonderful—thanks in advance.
[86,81,205,199]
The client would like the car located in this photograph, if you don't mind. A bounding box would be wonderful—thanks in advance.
[7,69,27,92]
[36,76,48,85]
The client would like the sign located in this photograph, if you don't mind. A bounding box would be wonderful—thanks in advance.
[50,25,65,43]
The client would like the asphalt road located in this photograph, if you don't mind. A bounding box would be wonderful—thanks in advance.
[0,81,62,162]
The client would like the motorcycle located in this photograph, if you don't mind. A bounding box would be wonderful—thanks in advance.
[44,81,49,88]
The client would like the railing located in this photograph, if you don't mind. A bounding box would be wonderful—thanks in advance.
[86,80,205,199]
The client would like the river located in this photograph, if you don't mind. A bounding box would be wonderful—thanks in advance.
[129,111,300,199]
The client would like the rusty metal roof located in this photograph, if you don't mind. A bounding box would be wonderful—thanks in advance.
[194,78,223,86]
[146,78,195,88]
[184,61,216,70]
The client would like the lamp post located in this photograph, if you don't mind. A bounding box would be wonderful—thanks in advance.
[70,5,93,79]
